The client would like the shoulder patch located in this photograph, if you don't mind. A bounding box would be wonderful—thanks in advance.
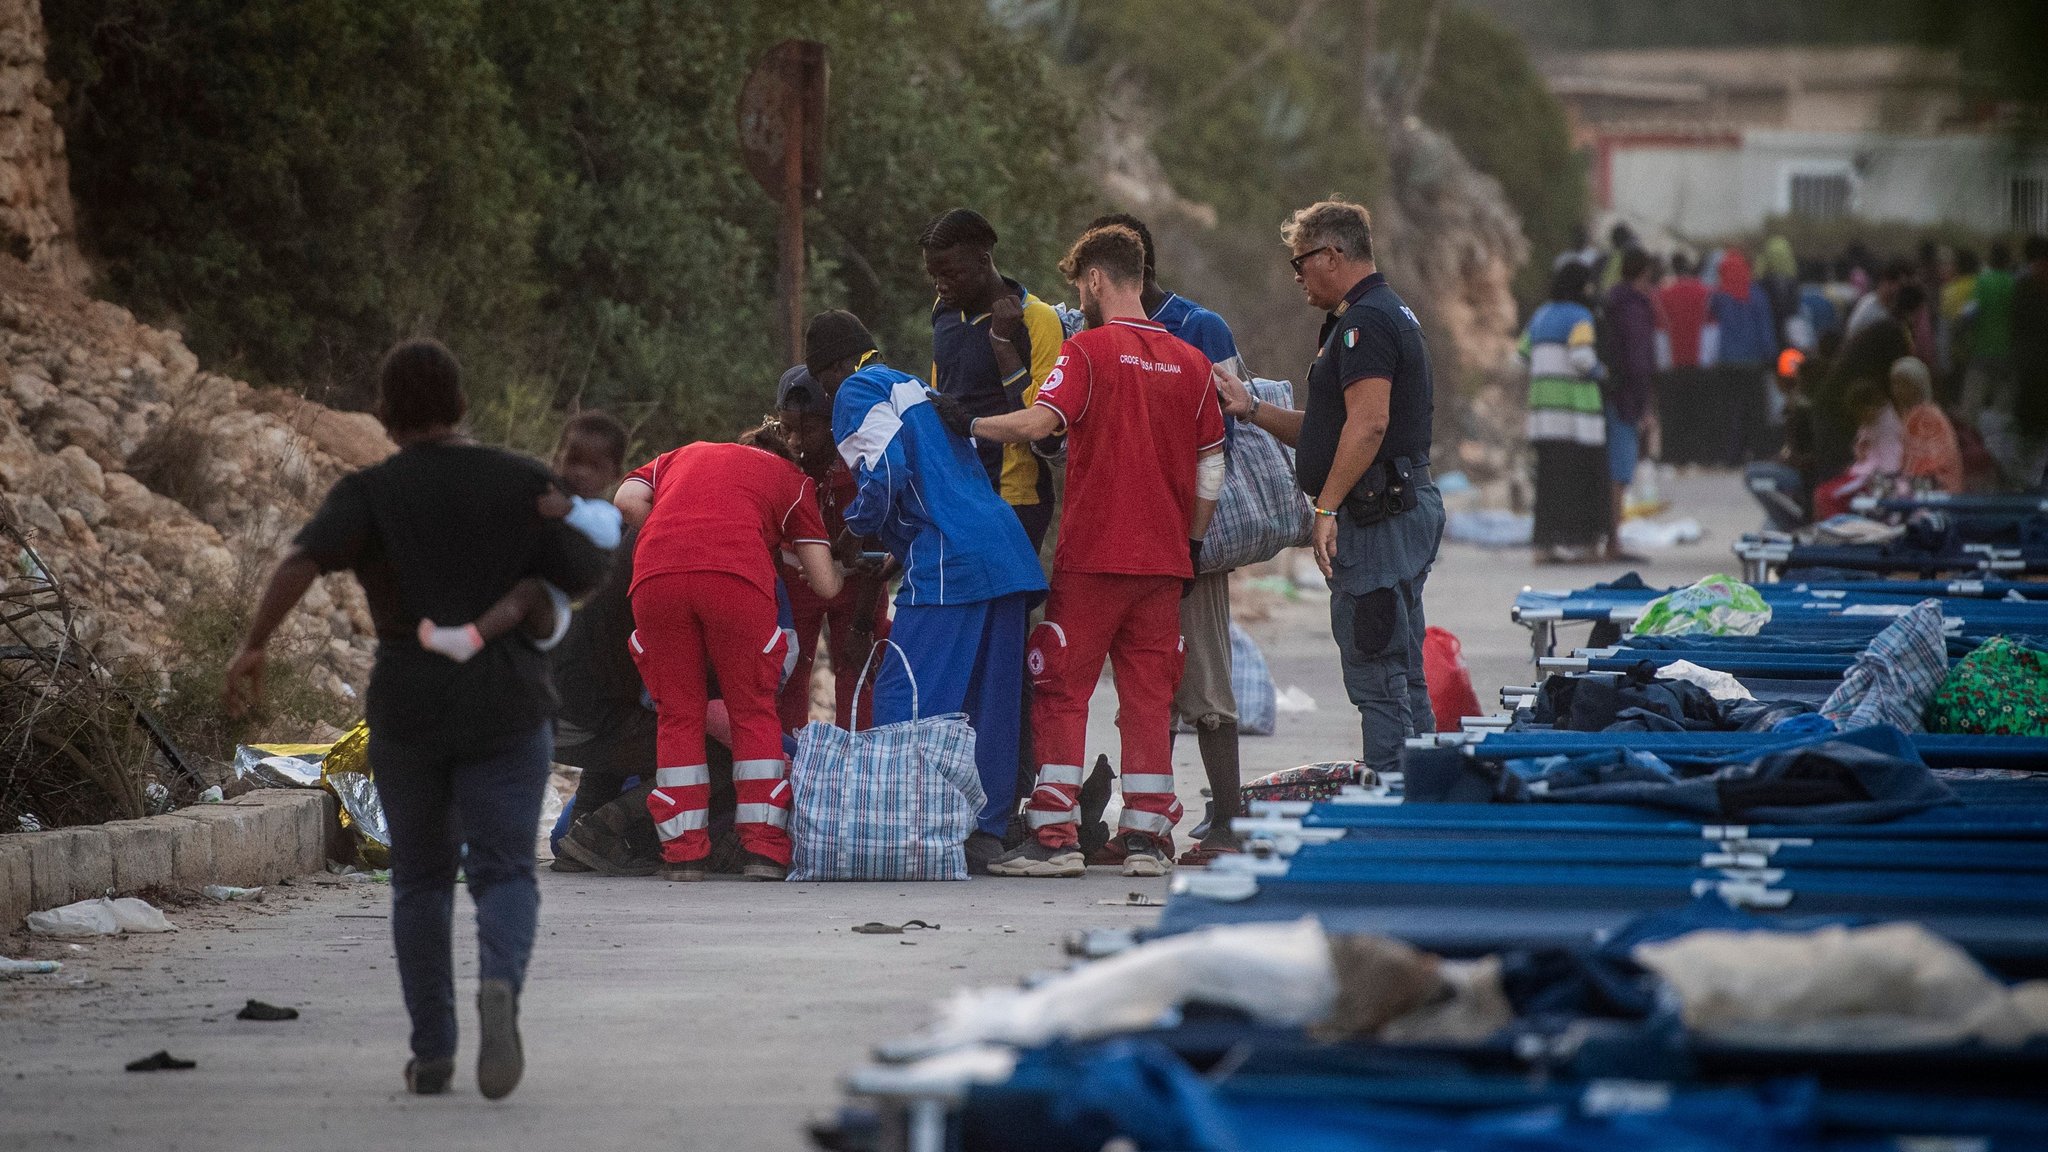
[1344,328,1358,348]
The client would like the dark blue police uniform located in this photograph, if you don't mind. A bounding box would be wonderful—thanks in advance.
[1295,272,1446,771]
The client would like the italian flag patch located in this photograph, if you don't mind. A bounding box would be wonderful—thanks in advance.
[1344,329,1358,348]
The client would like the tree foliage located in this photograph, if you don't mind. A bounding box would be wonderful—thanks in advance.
[1380,4,1586,306]
[45,0,1090,445]
[46,0,541,408]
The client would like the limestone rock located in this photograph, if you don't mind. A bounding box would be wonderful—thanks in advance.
[0,250,393,705]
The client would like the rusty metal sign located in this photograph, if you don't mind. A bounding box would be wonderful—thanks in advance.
[738,39,828,202]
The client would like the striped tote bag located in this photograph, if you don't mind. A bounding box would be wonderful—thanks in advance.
[788,642,985,881]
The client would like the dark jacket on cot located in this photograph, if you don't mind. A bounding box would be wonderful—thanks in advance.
[293,440,610,753]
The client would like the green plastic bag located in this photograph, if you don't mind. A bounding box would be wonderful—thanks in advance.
[1630,574,1772,637]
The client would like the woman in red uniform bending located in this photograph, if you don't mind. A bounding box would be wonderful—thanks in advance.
[614,428,842,882]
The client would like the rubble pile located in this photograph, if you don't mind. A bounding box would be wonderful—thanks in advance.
[0,253,387,700]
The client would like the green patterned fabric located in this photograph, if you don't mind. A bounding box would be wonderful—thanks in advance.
[1928,636,2048,737]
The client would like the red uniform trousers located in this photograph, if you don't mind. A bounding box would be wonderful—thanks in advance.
[776,572,892,734]
[629,571,792,866]
[1022,572,1186,850]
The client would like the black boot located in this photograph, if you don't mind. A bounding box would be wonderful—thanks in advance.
[1077,754,1115,860]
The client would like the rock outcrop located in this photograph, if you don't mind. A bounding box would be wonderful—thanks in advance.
[0,253,386,699]
[0,0,379,705]
[0,0,85,288]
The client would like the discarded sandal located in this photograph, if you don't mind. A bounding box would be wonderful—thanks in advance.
[126,1050,196,1072]
[236,999,299,1021]
[851,920,939,935]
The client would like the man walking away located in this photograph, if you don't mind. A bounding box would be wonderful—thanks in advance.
[1963,242,2017,424]
[1089,211,1250,864]
[921,208,1069,549]
[224,340,609,1099]
[805,311,1048,870]
[942,225,1225,878]
[1602,247,1659,562]
[1210,200,1443,774]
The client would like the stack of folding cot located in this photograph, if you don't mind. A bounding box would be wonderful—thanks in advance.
[1735,492,2048,582]
[818,524,2048,1152]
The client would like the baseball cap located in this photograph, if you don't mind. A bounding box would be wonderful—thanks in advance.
[776,364,827,413]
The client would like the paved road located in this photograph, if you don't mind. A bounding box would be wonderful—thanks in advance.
[0,471,1759,1151]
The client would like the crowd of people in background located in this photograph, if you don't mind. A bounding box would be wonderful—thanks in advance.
[1524,222,2048,557]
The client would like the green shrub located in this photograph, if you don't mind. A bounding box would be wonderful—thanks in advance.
[149,586,352,768]
[47,0,1091,446]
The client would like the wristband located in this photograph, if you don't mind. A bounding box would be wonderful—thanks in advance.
[989,334,1014,344]
[967,417,980,439]
[1313,505,1339,518]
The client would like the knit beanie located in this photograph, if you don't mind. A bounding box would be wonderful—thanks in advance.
[804,310,876,377]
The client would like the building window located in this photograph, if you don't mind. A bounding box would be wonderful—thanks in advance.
[1788,172,1855,220]
[2014,176,2048,235]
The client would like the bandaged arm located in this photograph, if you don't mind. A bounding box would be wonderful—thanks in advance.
[1191,444,1225,539]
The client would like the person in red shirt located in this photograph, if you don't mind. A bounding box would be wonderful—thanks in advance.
[613,432,842,882]
[1658,251,1712,371]
[771,365,894,734]
[936,224,1225,878]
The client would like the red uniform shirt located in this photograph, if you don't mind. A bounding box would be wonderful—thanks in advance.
[1034,317,1224,578]
[624,442,828,599]
[781,461,858,606]
[1658,277,1711,367]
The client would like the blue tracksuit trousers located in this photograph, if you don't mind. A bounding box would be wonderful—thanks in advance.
[872,592,1031,836]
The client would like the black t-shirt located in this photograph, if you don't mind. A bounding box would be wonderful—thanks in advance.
[550,526,645,734]
[292,440,609,752]
[1294,272,1434,498]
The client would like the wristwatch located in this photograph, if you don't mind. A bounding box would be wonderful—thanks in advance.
[1247,395,1262,419]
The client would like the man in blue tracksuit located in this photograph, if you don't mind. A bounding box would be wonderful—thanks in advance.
[802,310,1048,872]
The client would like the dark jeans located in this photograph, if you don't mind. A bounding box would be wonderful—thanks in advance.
[554,707,657,817]
[370,724,553,1063]
[1329,571,1436,773]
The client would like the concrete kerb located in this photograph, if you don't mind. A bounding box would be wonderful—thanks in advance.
[0,789,338,930]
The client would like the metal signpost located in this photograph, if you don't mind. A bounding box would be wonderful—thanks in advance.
[738,39,828,366]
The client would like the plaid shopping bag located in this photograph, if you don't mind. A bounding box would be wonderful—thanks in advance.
[788,642,986,881]
[1200,378,1312,573]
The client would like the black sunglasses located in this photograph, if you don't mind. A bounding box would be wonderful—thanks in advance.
[1289,245,1336,274]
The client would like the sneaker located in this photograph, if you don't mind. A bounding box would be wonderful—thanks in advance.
[1088,829,1177,868]
[963,831,1006,875]
[739,852,787,882]
[475,978,523,1100]
[658,859,709,882]
[1117,832,1171,878]
[404,1056,454,1095]
[558,821,658,877]
[548,854,593,873]
[985,840,1085,878]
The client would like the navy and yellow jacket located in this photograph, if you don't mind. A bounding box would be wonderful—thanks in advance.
[930,278,1065,509]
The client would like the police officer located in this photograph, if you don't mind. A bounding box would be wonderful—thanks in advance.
[1213,199,1443,772]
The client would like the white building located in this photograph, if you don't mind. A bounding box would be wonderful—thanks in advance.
[1541,45,2048,239]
